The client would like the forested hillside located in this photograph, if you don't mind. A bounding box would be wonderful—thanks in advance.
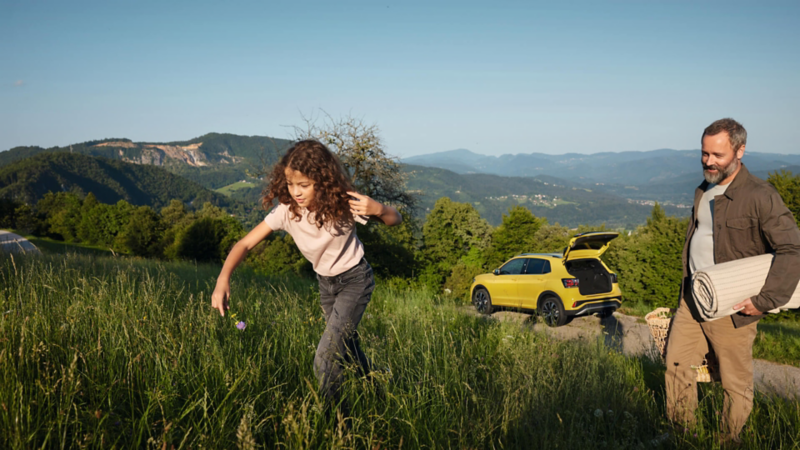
[0,152,243,211]
[0,133,292,168]
[0,133,290,194]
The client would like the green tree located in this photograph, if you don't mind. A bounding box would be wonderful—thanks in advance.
[293,113,415,211]
[76,193,105,244]
[357,213,418,278]
[105,200,135,250]
[443,254,487,301]
[528,223,572,255]
[119,206,164,258]
[0,198,22,228]
[173,218,220,262]
[12,204,45,235]
[603,204,688,309]
[197,202,227,220]
[173,215,244,263]
[160,200,195,259]
[768,170,800,226]
[247,233,311,276]
[37,192,83,241]
[421,197,493,291]
[160,199,189,229]
[485,205,546,268]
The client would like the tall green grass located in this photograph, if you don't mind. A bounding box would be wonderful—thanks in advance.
[1,253,799,449]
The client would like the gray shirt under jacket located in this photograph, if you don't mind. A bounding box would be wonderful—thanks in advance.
[689,182,729,274]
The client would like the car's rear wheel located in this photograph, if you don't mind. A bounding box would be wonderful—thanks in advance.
[472,287,494,314]
[538,295,567,327]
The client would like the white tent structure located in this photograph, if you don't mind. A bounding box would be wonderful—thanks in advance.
[0,230,42,255]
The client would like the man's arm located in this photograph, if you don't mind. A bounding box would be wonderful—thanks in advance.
[751,190,800,312]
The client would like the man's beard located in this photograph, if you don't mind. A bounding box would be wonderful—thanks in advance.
[703,158,739,184]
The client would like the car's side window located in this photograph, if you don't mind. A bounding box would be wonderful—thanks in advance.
[524,258,546,275]
[499,258,525,275]
[542,260,551,274]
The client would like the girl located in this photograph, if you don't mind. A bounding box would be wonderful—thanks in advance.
[211,139,402,407]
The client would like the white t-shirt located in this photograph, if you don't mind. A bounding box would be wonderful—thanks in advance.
[689,182,730,274]
[264,203,368,277]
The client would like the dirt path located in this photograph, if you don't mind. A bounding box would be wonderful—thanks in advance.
[470,308,800,399]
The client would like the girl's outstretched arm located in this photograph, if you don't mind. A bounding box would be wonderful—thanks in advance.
[347,191,403,226]
[211,221,274,316]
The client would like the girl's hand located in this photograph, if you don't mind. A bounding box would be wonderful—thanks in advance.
[347,191,403,226]
[347,191,384,217]
[210,222,274,317]
[211,281,231,316]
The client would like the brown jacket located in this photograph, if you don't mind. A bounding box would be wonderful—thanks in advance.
[681,163,800,327]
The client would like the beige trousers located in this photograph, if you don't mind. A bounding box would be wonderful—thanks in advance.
[665,298,758,439]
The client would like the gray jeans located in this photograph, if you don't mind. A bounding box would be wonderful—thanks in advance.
[315,258,375,404]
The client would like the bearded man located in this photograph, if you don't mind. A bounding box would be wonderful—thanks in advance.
[664,118,800,443]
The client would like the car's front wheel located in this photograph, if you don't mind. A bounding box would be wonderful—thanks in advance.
[538,295,567,327]
[472,287,494,314]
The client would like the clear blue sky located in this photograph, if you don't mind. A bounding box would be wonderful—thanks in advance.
[2,0,799,157]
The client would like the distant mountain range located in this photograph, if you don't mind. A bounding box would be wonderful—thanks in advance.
[402,148,800,182]
[402,148,800,204]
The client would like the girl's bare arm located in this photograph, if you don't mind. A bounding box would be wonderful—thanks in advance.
[211,221,274,316]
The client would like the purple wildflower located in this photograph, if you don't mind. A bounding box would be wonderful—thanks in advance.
[236,321,246,330]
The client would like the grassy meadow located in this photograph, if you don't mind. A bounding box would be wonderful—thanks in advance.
[753,321,800,368]
[215,181,257,196]
[2,253,800,449]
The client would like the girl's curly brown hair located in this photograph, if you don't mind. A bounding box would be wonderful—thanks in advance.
[262,140,355,229]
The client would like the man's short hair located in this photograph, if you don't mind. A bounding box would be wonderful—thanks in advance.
[702,118,747,152]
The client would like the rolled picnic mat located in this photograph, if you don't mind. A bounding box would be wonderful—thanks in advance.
[691,253,800,321]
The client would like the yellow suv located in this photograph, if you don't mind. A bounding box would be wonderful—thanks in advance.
[470,232,622,327]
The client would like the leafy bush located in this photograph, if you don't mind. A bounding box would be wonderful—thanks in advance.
[247,233,311,277]
[443,262,485,303]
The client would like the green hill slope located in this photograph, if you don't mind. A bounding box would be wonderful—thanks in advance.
[0,152,242,210]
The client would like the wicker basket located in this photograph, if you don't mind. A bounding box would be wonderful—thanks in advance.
[645,307,718,383]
